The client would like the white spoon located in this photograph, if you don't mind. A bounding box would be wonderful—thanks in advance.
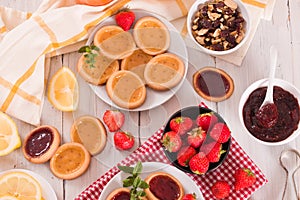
[255,46,278,128]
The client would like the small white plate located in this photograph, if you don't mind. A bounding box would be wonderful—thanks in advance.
[85,9,188,111]
[0,169,57,200]
[99,162,204,200]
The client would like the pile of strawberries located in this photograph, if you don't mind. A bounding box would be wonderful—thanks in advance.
[162,111,231,175]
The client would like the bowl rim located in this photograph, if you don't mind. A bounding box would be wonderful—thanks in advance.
[161,105,231,174]
[238,78,300,146]
[187,0,251,56]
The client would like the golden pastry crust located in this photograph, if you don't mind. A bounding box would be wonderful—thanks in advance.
[106,188,130,200]
[144,53,185,91]
[133,16,170,55]
[70,115,107,156]
[50,142,91,180]
[106,70,147,109]
[193,67,234,102]
[22,125,61,164]
[144,172,184,200]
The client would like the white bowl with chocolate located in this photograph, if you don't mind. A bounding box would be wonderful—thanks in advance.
[239,79,300,146]
[187,0,250,55]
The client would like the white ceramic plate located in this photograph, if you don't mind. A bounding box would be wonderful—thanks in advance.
[86,9,188,111]
[0,169,57,200]
[99,162,204,200]
[238,78,300,146]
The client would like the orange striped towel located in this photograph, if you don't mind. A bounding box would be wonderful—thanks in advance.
[0,0,195,126]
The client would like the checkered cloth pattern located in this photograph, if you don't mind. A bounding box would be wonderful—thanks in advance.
[75,128,268,200]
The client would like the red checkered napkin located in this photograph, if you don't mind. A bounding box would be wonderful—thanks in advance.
[75,128,268,200]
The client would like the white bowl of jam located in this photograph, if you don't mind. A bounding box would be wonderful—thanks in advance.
[239,79,300,146]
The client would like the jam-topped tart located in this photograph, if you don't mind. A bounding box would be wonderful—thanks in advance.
[50,142,90,180]
[22,125,61,164]
[144,172,184,200]
[193,67,234,102]
[106,188,130,200]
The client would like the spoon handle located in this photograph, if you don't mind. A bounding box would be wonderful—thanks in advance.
[282,173,299,200]
[266,46,278,102]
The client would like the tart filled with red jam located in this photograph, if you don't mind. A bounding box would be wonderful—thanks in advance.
[106,188,130,200]
[144,172,184,200]
[193,67,234,102]
[22,125,61,164]
[243,86,300,142]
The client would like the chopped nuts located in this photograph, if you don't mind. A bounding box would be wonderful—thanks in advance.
[191,0,246,51]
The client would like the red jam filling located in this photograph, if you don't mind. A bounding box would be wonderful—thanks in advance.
[25,127,53,157]
[149,175,180,200]
[112,191,130,200]
[195,70,230,97]
[243,86,300,142]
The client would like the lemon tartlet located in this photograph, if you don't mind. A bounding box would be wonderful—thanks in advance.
[144,53,185,91]
[106,70,147,109]
[94,25,136,59]
[50,142,90,180]
[133,16,170,55]
[70,115,107,155]
[77,53,119,85]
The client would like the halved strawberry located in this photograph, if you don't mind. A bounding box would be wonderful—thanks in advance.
[209,122,231,143]
[200,142,226,163]
[161,131,182,152]
[189,152,209,174]
[187,127,206,148]
[115,8,135,31]
[102,110,125,132]
[177,146,197,167]
[196,112,218,131]
[170,116,193,135]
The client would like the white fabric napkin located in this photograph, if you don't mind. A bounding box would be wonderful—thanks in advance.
[0,0,195,125]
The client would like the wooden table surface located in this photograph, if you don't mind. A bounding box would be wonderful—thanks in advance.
[0,0,300,200]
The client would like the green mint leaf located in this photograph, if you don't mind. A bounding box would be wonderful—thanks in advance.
[118,165,134,174]
[137,190,146,197]
[123,176,134,187]
[78,45,90,53]
[133,161,143,176]
[91,45,99,51]
[139,180,149,189]
[133,176,141,188]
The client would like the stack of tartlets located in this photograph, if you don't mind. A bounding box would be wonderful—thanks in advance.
[77,15,185,109]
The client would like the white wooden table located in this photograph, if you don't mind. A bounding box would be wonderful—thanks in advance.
[0,0,300,199]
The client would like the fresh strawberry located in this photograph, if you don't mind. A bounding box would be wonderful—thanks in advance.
[169,116,193,135]
[182,193,197,200]
[234,168,256,191]
[103,110,125,132]
[114,131,134,150]
[211,181,231,199]
[196,112,218,131]
[187,127,206,148]
[189,152,209,174]
[115,8,135,31]
[200,142,226,163]
[161,131,182,152]
[209,123,231,143]
[177,146,197,167]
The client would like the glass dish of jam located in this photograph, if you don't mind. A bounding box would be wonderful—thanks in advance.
[239,79,300,145]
